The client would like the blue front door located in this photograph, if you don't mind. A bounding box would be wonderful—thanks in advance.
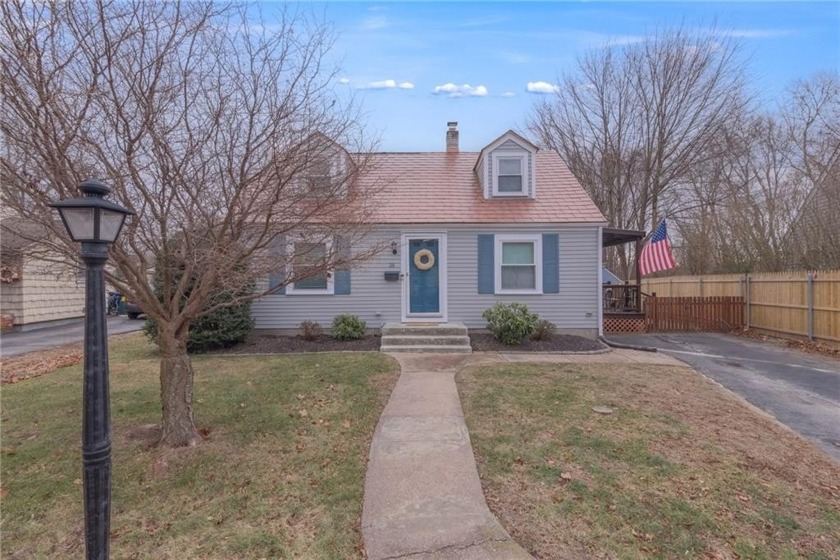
[409,238,440,314]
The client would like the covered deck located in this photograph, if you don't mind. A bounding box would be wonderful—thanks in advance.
[602,227,646,332]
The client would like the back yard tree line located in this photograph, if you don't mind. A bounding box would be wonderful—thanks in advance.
[530,27,839,276]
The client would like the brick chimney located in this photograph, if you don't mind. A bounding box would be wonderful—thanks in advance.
[446,121,459,152]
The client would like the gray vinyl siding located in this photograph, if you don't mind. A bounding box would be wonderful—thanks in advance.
[252,229,402,330]
[446,225,599,329]
[251,224,600,333]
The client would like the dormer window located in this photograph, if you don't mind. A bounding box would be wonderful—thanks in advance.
[475,130,538,199]
[306,158,333,196]
[298,132,352,199]
[492,153,527,196]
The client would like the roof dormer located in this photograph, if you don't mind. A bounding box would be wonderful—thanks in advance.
[475,130,539,200]
[300,132,353,198]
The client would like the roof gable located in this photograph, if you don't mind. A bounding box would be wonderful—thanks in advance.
[475,130,538,170]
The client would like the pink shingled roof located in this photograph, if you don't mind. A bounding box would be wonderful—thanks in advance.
[359,151,606,224]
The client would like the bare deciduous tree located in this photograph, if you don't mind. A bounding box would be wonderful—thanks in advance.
[781,72,840,268]
[1,0,380,447]
[675,73,838,273]
[528,26,749,277]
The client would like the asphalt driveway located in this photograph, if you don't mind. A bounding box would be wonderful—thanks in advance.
[611,333,840,462]
[0,316,144,358]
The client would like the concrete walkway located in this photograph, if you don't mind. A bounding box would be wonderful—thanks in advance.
[362,349,683,559]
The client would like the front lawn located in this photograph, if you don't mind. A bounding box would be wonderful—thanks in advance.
[1,333,398,559]
[458,362,840,560]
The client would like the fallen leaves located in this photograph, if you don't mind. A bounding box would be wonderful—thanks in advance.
[733,327,840,358]
[1,345,83,384]
[632,529,654,541]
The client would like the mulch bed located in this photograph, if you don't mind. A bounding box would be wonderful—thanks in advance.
[205,334,381,355]
[210,333,606,355]
[1,332,606,381]
[469,332,606,352]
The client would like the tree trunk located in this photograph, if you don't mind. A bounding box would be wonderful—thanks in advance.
[158,329,201,447]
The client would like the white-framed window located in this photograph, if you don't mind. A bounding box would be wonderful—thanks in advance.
[304,151,349,198]
[492,152,527,196]
[306,157,334,197]
[494,234,542,294]
[286,238,334,295]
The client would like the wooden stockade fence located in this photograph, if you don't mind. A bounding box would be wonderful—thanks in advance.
[642,270,840,345]
[644,296,743,332]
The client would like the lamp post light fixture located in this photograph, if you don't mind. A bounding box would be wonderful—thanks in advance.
[50,179,133,560]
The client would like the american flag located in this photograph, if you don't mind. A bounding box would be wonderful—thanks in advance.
[639,220,676,276]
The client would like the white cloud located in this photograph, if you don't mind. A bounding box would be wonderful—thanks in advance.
[359,79,397,90]
[432,83,488,98]
[338,77,351,85]
[356,79,414,92]
[501,91,516,98]
[526,81,560,94]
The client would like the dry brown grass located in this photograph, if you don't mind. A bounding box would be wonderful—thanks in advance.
[458,362,840,560]
[2,334,400,559]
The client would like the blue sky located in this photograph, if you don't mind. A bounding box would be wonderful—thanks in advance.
[305,1,839,151]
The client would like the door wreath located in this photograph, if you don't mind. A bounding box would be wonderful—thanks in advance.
[413,248,435,271]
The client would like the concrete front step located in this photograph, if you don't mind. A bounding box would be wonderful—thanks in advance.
[381,322,468,337]
[380,323,472,353]
[381,334,471,347]
[380,344,472,354]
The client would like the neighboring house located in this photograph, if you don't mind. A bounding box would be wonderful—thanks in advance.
[602,267,623,284]
[0,217,86,331]
[252,123,610,338]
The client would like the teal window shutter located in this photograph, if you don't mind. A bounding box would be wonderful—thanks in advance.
[268,272,285,294]
[477,234,495,294]
[334,236,351,295]
[267,234,286,294]
[542,233,559,293]
[334,270,351,295]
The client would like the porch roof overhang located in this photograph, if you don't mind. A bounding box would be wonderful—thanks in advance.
[602,227,645,248]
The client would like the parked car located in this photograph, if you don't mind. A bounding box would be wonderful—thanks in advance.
[125,300,144,320]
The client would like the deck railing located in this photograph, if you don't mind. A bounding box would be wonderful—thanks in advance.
[602,283,642,313]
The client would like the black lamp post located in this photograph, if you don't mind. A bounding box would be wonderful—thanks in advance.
[51,179,133,560]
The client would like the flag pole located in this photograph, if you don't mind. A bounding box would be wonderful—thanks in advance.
[640,217,666,246]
